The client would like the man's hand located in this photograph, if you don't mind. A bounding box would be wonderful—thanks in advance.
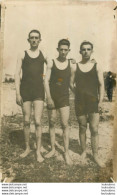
[91,59,97,64]
[70,58,76,64]
[98,101,103,114]
[16,94,23,106]
[47,98,55,110]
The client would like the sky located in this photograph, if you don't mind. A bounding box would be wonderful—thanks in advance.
[2,1,117,76]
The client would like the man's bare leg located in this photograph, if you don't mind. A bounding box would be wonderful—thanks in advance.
[33,100,44,162]
[59,106,72,165]
[45,109,56,158]
[78,115,87,160]
[20,101,32,158]
[89,113,104,167]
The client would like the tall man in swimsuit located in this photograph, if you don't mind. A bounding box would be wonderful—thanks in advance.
[44,39,76,165]
[15,30,47,162]
[72,41,104,167]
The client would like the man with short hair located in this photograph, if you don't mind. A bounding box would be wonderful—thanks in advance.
[15,29,47,162]
[72,41,104,167]
[44,39,76,165]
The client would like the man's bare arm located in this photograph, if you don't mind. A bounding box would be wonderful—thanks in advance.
[70,62,76,94]
[96,65,104,110]
[44,59,55,109]
[15,52,24,106]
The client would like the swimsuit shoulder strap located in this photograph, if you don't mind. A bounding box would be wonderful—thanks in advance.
[52,59,56,68]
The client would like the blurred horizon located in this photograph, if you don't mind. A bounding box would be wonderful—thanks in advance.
[2,2,117,77]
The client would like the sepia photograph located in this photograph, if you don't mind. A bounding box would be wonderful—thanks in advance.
[0,0,117,183]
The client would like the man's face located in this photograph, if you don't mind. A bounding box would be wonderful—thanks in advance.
[80,44,93,60]
[28,32,40,48]
[57,45,70,59]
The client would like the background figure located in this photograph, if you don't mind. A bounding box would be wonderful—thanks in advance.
[105,71,116,102]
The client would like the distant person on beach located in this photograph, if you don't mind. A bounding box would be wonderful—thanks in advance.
[105,71,116,102]
[44,39,76,165]
[15,30,47,162]
[71,41,105,167]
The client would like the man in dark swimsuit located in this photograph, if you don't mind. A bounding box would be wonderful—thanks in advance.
[44,39,76,165]
[71,41,104,167]
[15,30,47,162]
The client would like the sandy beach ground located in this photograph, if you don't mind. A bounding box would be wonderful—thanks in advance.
[0,83,115,182]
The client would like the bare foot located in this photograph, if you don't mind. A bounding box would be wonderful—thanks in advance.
[37,153,44,163]
[45,149,55,158]
[94,155,105,168]
[65,153,73,165]
[20,148,31,158]
[80,151,87,161]
[80,151,88,165]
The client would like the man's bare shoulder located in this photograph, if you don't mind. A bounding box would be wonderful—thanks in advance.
[40,49,47,59]
[90,59,100,69]
[70,60,77,72]
[18,51,25,60]
[95,62,103,73]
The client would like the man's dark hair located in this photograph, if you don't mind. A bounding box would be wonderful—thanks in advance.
[58,39,70,48]
[108,71,112,75]
[80,41,93,50]
[28,29,41,39]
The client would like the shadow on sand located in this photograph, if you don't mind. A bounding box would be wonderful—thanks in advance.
[9,130,25,149]
[9,130,81,158]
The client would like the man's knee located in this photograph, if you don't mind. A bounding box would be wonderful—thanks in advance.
[79,123,87,134]
[35,121,41,128]
[49,120,55,128]
[90,125,98,136]
[78,116,87,134]
[61,122,69,130]
[24,121,30,128]
[91,130,98,136]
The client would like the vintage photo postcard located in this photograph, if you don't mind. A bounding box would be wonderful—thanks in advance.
[0,0,117,183]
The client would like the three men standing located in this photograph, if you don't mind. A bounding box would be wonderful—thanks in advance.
[15,30,104,166]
